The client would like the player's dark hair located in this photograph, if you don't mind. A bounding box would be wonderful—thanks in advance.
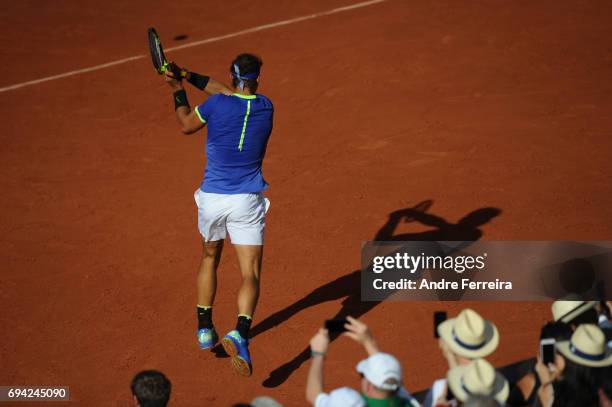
[130,370,171,407]
[230,53,263,93]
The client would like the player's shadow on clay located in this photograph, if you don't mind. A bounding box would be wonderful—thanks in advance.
[253,200,501,388]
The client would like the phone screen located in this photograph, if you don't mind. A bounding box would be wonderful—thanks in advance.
[325,319,348,333]
[434,311,447,338]
[540,338,556,365]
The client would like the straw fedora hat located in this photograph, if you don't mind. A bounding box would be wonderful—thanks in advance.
[437,308,499,358]
[551,300,597,323]
[447,359,509,403]
[556,324,612,367]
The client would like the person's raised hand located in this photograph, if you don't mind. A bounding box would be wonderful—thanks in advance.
[433,382,453,406]
[535,356,560,387]
[344,316,380,355]
[165,70,183,90]
[310,328,330,355]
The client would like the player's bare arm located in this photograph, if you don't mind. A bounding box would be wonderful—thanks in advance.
[165,73,206,134]
[176,108,204,135]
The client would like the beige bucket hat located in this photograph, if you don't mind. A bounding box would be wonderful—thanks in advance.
[437,308,499,358]
[447,359,509,403]
[556,324,612,367]
[551,300,597,323]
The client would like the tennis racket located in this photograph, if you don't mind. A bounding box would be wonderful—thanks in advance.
[148,27,185,79]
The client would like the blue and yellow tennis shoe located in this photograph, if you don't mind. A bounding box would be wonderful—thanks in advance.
[197,327,219,350]
[221,330,252,376]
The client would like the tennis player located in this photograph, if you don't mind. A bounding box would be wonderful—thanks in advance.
[165,54,273,377]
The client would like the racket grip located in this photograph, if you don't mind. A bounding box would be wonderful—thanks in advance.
[167,62,185,80]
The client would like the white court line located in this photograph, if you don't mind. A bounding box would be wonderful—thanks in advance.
[0,0,387,93]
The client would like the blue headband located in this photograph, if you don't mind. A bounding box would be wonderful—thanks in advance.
[232,63,260,90]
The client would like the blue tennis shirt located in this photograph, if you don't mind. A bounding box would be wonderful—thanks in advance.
[194,93,274,194]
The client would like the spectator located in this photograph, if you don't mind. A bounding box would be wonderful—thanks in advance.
[534,324,612,407]
[306,317,418,406]
[435,359,509,406]
[551,299,598,329]
[507,321,572,406]
[507,299,611,407]
[597,301,612,342]
[357,353,407,406]
[130,370,171,407]
[345,317,420,406]
[423,309,499,407]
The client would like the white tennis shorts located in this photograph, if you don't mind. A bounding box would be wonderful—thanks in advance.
[194,188,270,245]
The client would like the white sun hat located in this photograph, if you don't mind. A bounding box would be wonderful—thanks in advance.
[437,308,499,359]
[315,387,365,407]
[447,359,509,403]
[356,353,402,391]
[551,299,597,323]
[556,323,612,367]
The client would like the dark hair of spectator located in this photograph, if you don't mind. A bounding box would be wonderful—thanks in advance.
[556,358,607,406]
[539,321,573,341]
[552,379,599,407]
[230,53,263,94]
[597,366,612,399]
[130,370,171,407]
[568,308,599,327]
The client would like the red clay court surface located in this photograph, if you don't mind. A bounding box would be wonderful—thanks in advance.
[1,0,611,405]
